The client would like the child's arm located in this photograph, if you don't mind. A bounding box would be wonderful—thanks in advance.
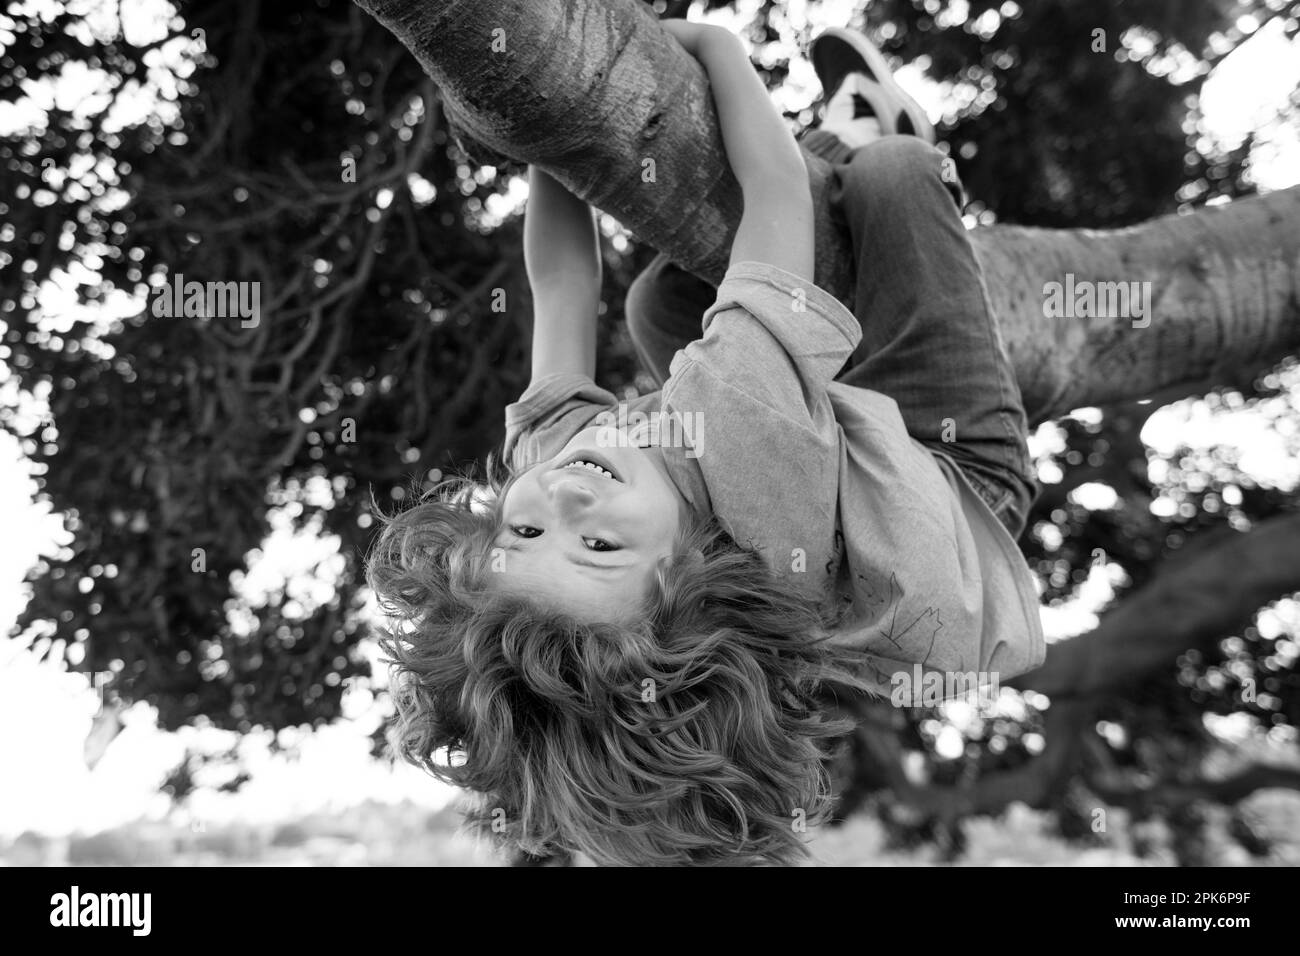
[662,20,814,281]
[523,166,600,383]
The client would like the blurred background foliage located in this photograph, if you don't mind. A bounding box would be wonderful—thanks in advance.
[1,0,1299,863]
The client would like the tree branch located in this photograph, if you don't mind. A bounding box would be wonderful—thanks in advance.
[357,0,1300,424]
[1087,762,1300,809]
[1011,512,1300,699]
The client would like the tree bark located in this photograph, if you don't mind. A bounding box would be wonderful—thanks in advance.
[358,0,1300,424]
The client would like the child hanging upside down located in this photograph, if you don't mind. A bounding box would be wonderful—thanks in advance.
[367,21,1044,866]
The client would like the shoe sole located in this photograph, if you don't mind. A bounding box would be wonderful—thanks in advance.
[810,27,936,144]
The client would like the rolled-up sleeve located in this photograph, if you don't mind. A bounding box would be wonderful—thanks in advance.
[658,262,859,593]
[503,373,619,469]
[685,261,861,431]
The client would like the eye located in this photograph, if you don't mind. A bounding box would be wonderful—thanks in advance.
[583,537,620,552]
[510,525,542,539]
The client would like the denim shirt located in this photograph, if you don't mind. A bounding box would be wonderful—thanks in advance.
[505,262,1045,694]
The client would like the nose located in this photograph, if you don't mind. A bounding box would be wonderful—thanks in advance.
[545,474,599,518]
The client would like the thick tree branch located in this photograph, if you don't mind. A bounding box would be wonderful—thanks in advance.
[358,0,1300,424]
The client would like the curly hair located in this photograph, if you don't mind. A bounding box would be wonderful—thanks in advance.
[365,459,875,866]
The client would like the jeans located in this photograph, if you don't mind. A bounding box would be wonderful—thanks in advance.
[624,135,1037,538]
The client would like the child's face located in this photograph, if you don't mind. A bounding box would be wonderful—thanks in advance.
[491,423,687,621]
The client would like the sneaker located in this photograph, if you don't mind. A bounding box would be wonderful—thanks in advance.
[819,75,886,149]
[810,27,935,145]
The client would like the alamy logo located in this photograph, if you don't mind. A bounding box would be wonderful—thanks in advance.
[592,403,704,459]
[150,273,261,327]
[1042,273,1151,328]
[890,664,1000,708]
[49,885,151,936]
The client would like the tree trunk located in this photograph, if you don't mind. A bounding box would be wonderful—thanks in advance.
[357,0,1300,424]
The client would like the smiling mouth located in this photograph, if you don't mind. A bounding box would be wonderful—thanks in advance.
[557,450,622,482]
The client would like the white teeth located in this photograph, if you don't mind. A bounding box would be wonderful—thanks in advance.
[564,459,615,479]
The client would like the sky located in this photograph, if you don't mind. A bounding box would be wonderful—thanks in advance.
[0,0,1298,839]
